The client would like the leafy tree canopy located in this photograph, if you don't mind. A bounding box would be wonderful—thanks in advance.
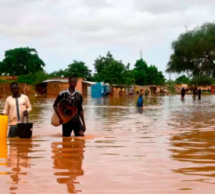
[166,22,215,78]
[17,70,49,84]
[101,61,135,85]
[0,47,45,76]
[93,52,135,85]
[65,60,91,79]
[49,60,92,79]
[49,69,67,78]
[147,65,165,85]
[133,59,148,85]
[133,59,165,85]
[190,75,214,86]
[175,75,190,84]
[94,51,114,74]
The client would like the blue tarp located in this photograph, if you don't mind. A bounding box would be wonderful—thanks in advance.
[91,83,102,98]
[91,82,110,98]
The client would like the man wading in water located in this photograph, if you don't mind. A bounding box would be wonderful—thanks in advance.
[53,77,86,137]
[1,82,32,137]
[181,87,185,101]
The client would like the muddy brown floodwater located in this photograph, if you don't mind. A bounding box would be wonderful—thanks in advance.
[1,95,215,193]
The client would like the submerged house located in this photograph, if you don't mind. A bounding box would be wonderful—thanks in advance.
[111,85,133,96]
[134,85,166,95]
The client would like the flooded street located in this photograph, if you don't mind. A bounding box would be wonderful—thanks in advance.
[1,95,215,193]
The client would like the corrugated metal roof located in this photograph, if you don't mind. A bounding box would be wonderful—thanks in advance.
[82,81,97,85]
[43,79,68,83]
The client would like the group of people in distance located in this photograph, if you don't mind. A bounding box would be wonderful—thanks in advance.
[136,87,203,109]
[181,87,202,101]
[1,77,86,138]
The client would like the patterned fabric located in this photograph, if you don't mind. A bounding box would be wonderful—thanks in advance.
[53,89,83,123]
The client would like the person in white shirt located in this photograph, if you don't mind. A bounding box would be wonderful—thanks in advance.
[1,82,32,137]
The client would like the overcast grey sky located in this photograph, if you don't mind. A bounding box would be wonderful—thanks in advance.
[0,0,215,78]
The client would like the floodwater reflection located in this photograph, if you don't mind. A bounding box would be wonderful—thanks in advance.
[8,139,33,193]
[0,138,7,174]
[1,95,215,193]
[170,129,215,177]
[52,138,85,193]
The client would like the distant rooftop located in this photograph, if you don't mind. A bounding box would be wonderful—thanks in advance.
[42,79,96,85]
[43,79,68,83]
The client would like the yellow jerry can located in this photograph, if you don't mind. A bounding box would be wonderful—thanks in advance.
[0,115,8,139]
[0,138,7,166]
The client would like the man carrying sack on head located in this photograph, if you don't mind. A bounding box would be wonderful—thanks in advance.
[53,77,86,137]
[1,82,32,137]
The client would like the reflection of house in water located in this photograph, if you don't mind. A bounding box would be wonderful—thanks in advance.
[35,78,94,98]
[51,138,85,193]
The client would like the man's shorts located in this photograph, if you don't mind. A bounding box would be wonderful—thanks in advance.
[62,120,83,137]
[8,125,18,137]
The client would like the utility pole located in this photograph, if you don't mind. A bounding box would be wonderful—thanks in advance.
[140,50,142,59]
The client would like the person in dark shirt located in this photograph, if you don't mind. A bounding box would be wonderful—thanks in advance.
[136,94,143,108]
[198,88,202,100]
[193,88,197,100]
[53,77,86,137]
[181,87,185,101]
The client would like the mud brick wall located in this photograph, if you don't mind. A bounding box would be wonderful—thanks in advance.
[47,82,68,98]
[0,83,32,98]
[47,78,83,98]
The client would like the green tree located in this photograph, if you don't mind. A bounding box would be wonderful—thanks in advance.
[49,61,92,79]
[175,75,190,84]
[49,69,68,78]
[190,75,214,86]
[93,52,134,85]
[122,64,135,85]
[94,51,114,74]
[101,61,134,85]
[17,70,49,84]
[147,65,165,85]
[87,73,101,82]
[0,47,45,76]
[133,59,148,85]
[65,60,91,79]
[33,71,50,83]
[166,22,215,78]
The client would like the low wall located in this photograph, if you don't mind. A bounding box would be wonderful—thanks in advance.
[0,83,33,98]
[46,78,83,98]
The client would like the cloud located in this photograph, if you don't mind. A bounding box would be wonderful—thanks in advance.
[133,0,215,14]
[0,0,215,74]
